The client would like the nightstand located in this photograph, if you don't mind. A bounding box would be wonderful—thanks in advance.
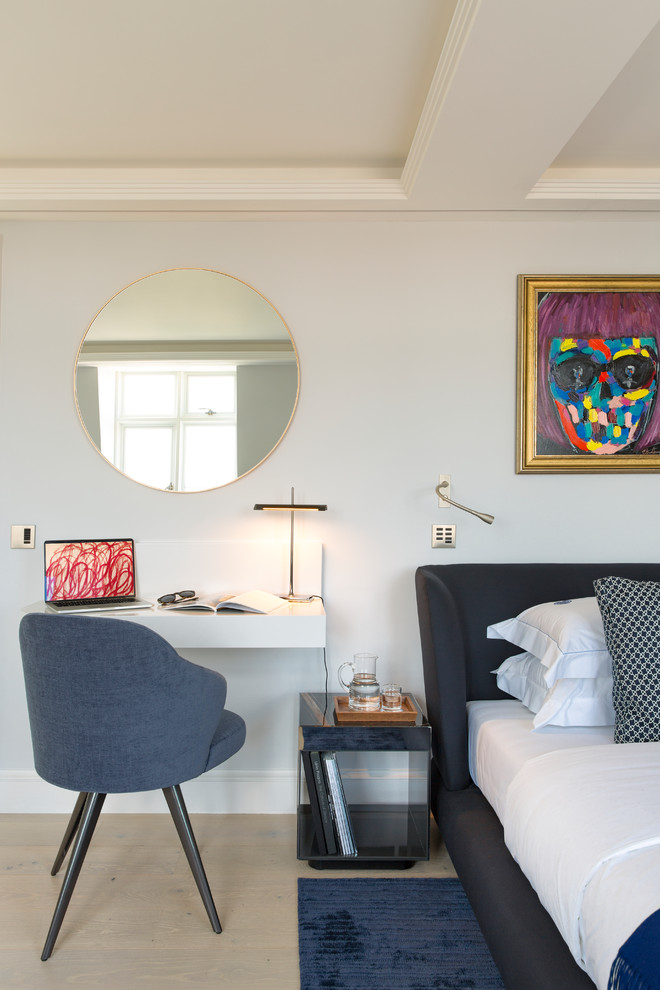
[297,692,431,868]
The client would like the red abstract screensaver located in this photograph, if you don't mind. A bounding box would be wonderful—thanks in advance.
[45,540,135,601]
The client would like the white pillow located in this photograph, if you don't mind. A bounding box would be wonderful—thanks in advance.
[493,652,548,713]
[487,596,611,685]
[533,675,614,729]
[493,652,614,728]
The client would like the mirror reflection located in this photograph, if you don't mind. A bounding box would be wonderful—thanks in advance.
[75,269,299,492]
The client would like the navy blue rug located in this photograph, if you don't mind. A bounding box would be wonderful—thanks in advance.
[298,877,504,990]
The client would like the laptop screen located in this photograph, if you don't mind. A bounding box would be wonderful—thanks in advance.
[44,539,137,603]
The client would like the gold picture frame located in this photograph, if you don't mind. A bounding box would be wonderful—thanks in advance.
[517,275,660,473]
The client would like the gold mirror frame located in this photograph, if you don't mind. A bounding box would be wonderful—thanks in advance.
[517,274,660,474]
[75,269,299,491]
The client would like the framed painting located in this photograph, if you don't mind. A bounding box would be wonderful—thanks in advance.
[517,275,660,473]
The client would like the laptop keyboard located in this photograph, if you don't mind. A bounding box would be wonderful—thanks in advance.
[51,597,136,608]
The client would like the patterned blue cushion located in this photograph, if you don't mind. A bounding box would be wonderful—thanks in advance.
[594,576,660,743]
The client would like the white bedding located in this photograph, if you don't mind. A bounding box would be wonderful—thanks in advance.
[467,700,613,821]
[468,700,660,990]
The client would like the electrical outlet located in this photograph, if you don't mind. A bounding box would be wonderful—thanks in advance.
[11,524,36,549]
[432,524,456,549]
[437,474,451,507]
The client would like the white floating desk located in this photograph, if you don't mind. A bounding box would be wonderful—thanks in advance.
[24,599,326,650]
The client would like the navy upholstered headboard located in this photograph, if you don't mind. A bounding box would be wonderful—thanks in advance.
[415,562,660,791]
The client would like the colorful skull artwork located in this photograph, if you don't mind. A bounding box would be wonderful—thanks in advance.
[548,336,658,454]
[536,292,660,456]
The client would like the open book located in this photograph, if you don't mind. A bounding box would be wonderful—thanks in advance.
[161,589,288,614]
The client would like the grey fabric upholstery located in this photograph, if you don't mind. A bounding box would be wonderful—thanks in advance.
[20,612,246,793]
[19,612,246,959]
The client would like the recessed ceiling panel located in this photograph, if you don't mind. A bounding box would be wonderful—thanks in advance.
[0,0,454,169]
[552,19,660,169]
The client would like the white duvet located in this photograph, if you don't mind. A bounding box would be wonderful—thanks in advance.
[468,703,660,990]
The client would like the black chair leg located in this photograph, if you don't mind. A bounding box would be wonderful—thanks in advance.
[41,791,106,961]
[163,784,222,933]
[51,792,89,875]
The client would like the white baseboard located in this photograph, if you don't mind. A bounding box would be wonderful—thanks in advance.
[0,769,297,814]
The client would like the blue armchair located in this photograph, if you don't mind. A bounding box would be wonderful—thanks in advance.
[19,612,246,960]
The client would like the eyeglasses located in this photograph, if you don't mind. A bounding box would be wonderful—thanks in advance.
[157,590,196,605]
[551,352,656,393]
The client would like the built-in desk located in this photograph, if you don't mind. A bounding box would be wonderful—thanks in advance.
[23,598,326,650]
[26,539,326,650]
[19,542,325,814]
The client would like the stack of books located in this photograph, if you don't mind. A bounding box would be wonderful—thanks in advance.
[301,751,357,856]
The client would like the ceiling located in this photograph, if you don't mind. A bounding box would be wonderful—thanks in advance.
[2,0,660,217]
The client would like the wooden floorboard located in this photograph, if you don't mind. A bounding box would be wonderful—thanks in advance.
[0,812,456,989]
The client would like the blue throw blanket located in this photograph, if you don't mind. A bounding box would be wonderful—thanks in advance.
[609,909,660,990]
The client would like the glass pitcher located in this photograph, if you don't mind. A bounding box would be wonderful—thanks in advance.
[338,653,381,711]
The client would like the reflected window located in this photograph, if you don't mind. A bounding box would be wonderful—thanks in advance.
[186,374,235,415]
[122,373,177,416]
[98,366,237,490]
[123,426,174,490]
[75,269,299,491]
[182,423,236,491]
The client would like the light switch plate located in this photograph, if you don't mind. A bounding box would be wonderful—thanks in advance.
[432,524,456,548]
[11,524,35,549]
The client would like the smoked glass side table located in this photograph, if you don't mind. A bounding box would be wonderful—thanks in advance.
[297,692,431,869]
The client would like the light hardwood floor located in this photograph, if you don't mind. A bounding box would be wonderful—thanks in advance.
[1,812,456,989]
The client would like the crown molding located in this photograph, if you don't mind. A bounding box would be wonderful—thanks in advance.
[0,0,484,211]
[0,166,407,205]
[529,168,660,200]
[401,0,482,195]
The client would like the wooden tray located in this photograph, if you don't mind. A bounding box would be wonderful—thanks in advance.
[334,694,418,724]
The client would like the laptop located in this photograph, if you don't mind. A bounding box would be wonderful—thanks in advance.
[44,538,153,613]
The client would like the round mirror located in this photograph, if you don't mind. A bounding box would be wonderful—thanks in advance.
[75,269,299,492]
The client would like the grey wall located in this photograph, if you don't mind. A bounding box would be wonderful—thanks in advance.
[2,217,660,810]
[237,362,298,476]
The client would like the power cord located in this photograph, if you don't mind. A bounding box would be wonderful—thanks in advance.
[310,595,330,723]
[322,646,329,724]
[308,595,330,723]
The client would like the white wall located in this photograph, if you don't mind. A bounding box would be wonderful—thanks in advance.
[2,216,660,813]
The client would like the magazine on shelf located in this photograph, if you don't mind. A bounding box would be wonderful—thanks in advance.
[321,752,357,856]
[301,751,337,855]
[160,590,287,614]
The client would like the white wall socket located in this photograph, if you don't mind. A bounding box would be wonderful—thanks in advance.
[11,524,35,549]
[437,474,451,507]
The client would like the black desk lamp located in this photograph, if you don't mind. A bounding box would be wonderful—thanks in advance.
[254,487,327,601]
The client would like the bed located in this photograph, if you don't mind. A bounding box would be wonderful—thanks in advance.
[415,562,660,990]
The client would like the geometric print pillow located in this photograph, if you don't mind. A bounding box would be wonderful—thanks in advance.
[594,576,660,743]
